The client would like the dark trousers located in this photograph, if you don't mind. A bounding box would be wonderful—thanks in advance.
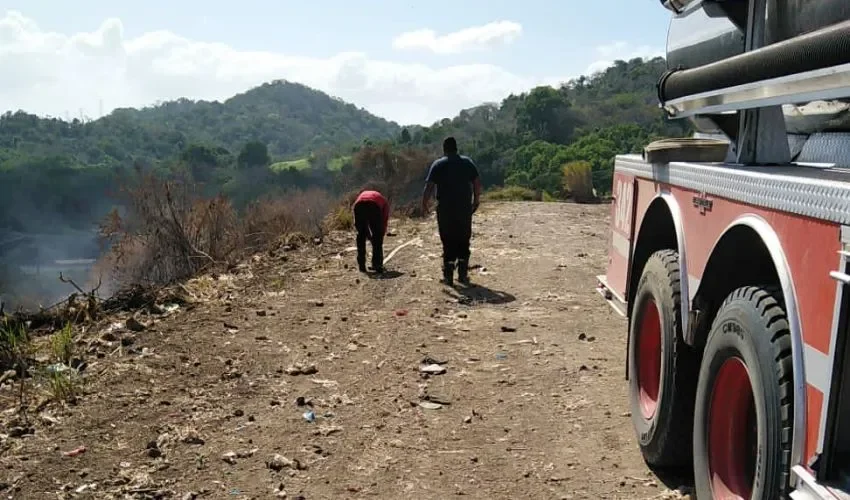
[354,201,384,270]
[437,207,472,266]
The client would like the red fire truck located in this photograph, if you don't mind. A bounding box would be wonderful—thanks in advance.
[596,0,850,498]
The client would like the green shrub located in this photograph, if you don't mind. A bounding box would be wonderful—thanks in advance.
[483,185,539,202]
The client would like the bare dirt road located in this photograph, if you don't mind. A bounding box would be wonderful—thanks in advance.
[2,202,691,499]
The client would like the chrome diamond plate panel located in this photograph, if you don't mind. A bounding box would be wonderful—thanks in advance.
[799,133,850,167]
[616,155,850,225]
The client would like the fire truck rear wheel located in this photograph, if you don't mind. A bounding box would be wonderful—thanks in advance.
[693,286,793,499]
[628,249,697,467]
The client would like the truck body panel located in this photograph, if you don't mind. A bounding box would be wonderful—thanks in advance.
[603,153,850,484]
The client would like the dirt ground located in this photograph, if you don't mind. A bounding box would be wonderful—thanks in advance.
[0,201,692,499]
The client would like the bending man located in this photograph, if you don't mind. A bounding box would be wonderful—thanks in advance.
[421,136,481,286]
[353,189,390,273]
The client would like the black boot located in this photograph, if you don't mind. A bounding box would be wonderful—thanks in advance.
[357,255,367,273]
[457,259,469,284]
[372,245,385,273]
[442,262,455,286]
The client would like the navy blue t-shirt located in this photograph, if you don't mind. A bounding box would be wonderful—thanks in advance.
[425,154,479,210]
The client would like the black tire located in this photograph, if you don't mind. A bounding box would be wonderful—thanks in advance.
[628,249,698,467]
[693,286,793,499]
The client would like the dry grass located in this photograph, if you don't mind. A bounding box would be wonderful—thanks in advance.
[99,173,242,287]
[324,206,354,231]
[93,144,439,293]
[562,161,596,203]
[347,145,431,210]
[98,173,339,289]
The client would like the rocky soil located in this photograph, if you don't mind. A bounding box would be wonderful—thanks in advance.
[0,202,692,499]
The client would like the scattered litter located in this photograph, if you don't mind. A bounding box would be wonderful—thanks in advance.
[331,393,354,405]
[422,356,447,365]
[495,353,508,361]
[40,414,60,426]
[63,446,87,457]
[423,394,451,405]
[46,363,70,374]
[419,401,443,410]
[303,410,316,423]
[501,326,517,333]
[75,483,97,494]
[311,379,339,388]
[286,363,318,376]
[267,454,303,471]
[395,309,409,317]
[161,303,180,314]
[179,428,205,445]
[419,364,447,375]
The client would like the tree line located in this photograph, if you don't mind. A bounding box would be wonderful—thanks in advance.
[0,57,688,240]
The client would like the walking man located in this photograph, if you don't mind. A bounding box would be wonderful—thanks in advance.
[353,189,390,273]
[421,137,482,286]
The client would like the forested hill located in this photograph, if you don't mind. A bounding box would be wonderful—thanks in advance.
[0,80,400,166]
[0,56,686,237]
[400,57,689,194]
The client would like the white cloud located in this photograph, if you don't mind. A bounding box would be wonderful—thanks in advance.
[585,41,663,74]
[0,11,562,125]
[392,21,522,54]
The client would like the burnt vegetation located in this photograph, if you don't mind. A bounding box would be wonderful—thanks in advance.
[0,58,685,415]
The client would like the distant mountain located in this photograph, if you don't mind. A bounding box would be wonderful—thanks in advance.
[0,80,401,166]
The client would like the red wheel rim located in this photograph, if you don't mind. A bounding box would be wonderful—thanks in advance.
[637,298,662,419]
[708,357,757,499]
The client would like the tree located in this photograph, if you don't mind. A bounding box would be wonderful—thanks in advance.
[516,86,582,144]
[237,141,271,169]
[400,128,412,144]
[180,143,227,182]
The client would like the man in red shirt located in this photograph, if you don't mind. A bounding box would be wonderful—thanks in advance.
[352,189,390,273]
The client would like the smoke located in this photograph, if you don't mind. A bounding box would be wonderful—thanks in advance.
[0,169,120,311]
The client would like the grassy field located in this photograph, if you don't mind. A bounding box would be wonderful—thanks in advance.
[269,155,350,172]
[269,158,311,171]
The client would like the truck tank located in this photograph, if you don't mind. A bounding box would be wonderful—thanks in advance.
[665,0,850,71]
[663,0,850,135]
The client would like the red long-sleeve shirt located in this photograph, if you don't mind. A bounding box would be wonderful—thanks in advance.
[354,190,390,235]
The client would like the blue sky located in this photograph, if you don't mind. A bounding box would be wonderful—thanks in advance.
[0,1,670,124]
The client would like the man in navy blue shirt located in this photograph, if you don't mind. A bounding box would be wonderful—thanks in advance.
[421,137,482,286]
